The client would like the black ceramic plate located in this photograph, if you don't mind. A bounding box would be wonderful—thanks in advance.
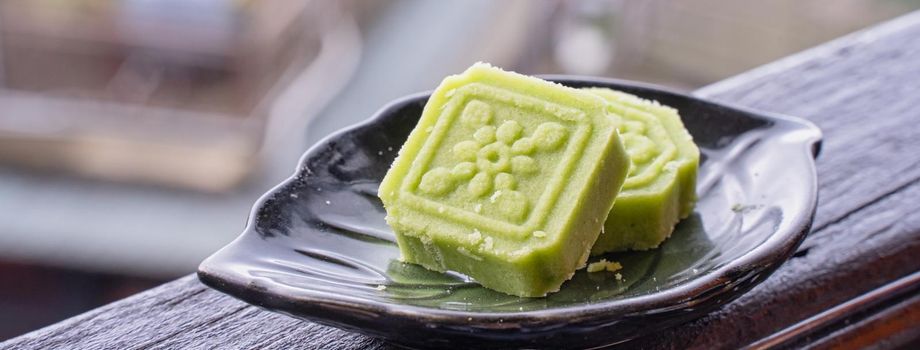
[198,77,821,349]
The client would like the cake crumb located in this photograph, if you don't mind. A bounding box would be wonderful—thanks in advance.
[510,248,530,258]
[615,273,623,281]
[468,229,482,243]
[489,190,502,203]
[586,259,623,273]
[482,236,494,251]
[733,203,764,213]
[457,247,483,261]
[587,261,605,273]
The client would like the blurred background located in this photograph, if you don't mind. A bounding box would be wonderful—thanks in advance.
[1,0,918,340]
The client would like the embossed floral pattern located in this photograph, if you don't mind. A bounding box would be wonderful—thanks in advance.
[417,100,568,221]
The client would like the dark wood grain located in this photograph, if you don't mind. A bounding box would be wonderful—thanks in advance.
[630,11,920,349]
[5,10,920,350]
[1,276,389,350]
[808,293,920,349]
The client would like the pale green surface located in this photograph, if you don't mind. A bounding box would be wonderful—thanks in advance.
[379,64,630,297]
[584,88,700,254]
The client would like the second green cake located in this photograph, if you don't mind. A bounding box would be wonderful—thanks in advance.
[585,88,700,254]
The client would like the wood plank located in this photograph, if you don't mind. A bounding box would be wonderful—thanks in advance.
[624,11,920,349]
[808,294,920,349]
[4,10,920,350]
[743,270,920,349]
[628,182,920,348]
[0,276,387,350]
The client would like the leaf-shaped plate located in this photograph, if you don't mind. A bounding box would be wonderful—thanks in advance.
[198,77,821,349]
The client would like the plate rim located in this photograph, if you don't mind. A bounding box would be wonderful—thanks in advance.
[199,76,822,326]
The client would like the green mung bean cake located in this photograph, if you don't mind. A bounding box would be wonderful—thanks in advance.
[584,88,699,254]
[379,63,630,297]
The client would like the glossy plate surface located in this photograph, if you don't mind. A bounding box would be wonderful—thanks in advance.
[198,77,822,349]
